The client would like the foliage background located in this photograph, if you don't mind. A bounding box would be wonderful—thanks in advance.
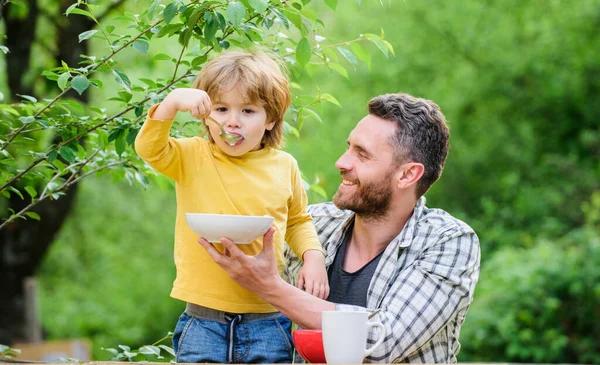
[1,0,599,363]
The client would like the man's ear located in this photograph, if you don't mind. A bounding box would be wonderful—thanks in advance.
[395,162,425,190]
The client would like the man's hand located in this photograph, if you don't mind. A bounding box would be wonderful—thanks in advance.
[197,227,282,294]
[152,88,212,120]
[297,250,329,299]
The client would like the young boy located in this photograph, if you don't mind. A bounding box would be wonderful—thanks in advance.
[135,50,328,363]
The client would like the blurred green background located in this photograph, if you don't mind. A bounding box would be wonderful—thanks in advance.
[4,0,599,363]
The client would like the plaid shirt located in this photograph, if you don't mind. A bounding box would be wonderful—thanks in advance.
[284,197,480,363]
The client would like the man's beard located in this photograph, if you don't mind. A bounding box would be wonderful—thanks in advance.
[332,170,393,221]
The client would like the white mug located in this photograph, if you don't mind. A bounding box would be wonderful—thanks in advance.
[322,311,385,364]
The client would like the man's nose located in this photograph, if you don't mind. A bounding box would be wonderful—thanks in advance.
[335,151,352,171]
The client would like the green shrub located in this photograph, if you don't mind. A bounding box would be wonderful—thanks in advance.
[460,194,600,363]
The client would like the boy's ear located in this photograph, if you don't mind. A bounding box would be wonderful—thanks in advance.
[265,120,276,131]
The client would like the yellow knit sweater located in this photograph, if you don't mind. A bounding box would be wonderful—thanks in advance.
[135,105,322,313]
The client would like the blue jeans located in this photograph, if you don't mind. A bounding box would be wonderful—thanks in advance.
[172,311,294,363]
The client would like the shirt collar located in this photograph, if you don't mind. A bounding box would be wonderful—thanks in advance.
[324,196,427,261]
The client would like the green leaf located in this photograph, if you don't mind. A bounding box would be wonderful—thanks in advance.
[329,62,348,79]
[204,13,218,41]
[163,2,179,24]
[0,45,9,54]
[372,39,389,57]
[25,211,41,221]
[126,129,139,146]
[295,38,311,66]
[17,94,37,103]
[227,1,246,27]
[148,0,161,20]
[57,72,71,91]
[47,150,58,163]
[24,186,37,199]
[7,186,24,200]
[302,108,323,123]
[269,6,289,28]
[320,93,341,107]
[324,0,337,11]
[153,53,172,61]
[135,105,144,118]
[133,39,149,54]
[158,345,175,357]
[248,0,268,13]
[71,75,90,95]
[350,42,371,67]
[337,46,358,67]
[65,3,79,16]
[59,146,76,163]
[68,8,94,19]
[116,130,127,156]
[113,70,131,92]
[78,30,98,42]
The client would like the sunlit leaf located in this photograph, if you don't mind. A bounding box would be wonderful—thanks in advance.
[163,2,179,24]
[17,94,37,103]
[25,211,41,220]
[57,72,71,91]
[133,39,149,54]
[324,0,337,11]
[328,62,348,79]
[113,70,131,92]
[59,146,76,163]
[24,186,37,199]
[337,46,358,67]
[78,30,98,43]
[296,38,311,66]
[320,93,341,107]
[71,75,90,95]
[227,1,246,27]
[248,0,268,13]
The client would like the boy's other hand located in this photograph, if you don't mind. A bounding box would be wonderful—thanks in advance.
[153,88,212,120]
[297,250,329,300]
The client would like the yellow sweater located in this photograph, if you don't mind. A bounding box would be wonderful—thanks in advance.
[135,105,322,313]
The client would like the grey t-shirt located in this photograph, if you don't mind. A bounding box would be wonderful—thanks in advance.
[327,223,384,307]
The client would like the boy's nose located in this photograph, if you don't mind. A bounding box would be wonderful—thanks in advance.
[225,112,241,129]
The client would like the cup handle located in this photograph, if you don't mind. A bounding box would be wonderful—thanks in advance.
[364,321,385,357]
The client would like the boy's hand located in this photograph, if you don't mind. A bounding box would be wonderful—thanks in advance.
[152,88,212,120]
[297,249,329,299]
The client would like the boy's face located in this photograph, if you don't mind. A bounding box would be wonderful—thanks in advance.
[208,87,274,156]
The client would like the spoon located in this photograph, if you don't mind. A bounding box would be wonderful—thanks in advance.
[204,116,243,145]
[368,308,382,319]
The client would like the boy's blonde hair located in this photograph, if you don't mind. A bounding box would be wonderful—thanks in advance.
[191,50,291,148]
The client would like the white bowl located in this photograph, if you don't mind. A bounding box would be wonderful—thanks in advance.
[185,213,274,244]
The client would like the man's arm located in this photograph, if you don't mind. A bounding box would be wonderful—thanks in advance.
[198,227,335,329]
[355,231,481,362]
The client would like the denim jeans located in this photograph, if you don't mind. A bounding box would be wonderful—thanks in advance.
[172,311,294,363]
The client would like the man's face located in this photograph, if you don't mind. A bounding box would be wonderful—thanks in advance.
[332,115,399,219]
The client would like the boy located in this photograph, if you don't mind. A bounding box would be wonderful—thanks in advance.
[135,50,328,363]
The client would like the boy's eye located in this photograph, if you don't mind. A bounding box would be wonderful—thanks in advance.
[242,108,255,114]
[215,107,227,112]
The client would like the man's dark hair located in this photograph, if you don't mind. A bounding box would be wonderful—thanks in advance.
[368,93,450,197]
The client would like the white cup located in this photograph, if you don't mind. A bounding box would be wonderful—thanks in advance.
[322,311,385,364]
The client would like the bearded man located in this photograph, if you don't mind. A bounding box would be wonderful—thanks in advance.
[199,93,481,363]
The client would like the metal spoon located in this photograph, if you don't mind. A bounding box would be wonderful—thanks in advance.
[204,116,243,145]
[368,308,382,319]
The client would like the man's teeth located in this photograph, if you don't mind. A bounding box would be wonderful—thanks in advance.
[342,179,356,186]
